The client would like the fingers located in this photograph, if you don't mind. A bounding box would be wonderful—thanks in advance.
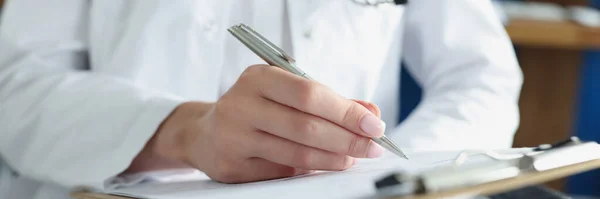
[248,130,355,171]
[246,158,312,181]
[215,158,310,184]
[244,65,385,138]
[252,97,385,158]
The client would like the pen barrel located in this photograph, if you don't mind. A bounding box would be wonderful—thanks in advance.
[280,63,313,80]
[228,25,312,80]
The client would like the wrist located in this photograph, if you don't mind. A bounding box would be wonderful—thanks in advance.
[127,101,214,173]
[152,101,214,161]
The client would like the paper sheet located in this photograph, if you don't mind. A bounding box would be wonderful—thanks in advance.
[101,150,511,199]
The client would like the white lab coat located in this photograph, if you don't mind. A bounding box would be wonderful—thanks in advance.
[0,0,523,199]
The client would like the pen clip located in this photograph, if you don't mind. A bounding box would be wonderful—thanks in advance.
[230,24,296,64]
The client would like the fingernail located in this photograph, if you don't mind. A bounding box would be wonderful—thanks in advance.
[360,114,385,137]
[367,143,385,158]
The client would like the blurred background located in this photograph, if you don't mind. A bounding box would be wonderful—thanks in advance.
[399,0,600,197]
[0,0,599,197]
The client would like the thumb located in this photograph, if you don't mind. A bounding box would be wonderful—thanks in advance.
[352,100,381,118]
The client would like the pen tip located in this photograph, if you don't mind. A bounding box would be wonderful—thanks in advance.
[393,150,409,160]
[377,136,409,159]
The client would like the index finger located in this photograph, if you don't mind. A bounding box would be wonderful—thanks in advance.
[249,65,385,138]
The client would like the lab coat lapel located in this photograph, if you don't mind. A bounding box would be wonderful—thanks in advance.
[285,0,372,99]
[285,0,321,67]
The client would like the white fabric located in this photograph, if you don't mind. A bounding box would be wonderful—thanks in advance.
[0,1,523,199]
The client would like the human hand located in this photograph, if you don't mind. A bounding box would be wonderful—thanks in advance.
[147,65,387,183]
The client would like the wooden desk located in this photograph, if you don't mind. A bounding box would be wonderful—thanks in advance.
[506,19,600,49]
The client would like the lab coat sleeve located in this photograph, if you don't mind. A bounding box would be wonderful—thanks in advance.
[0,0,185,190]
[391,0,523,150]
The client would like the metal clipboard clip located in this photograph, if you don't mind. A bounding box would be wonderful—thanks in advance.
[374,137,600,197]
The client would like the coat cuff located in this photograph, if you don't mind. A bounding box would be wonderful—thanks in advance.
[99,95,186,190]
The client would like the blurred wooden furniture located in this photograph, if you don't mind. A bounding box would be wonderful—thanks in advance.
[507,19,600,49]
[503,0,600,192]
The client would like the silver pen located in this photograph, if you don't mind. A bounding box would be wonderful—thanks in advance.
[227,23,408,159]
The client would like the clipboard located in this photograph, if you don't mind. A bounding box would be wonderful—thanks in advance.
[375,137,600,199]
[70,137,600,199]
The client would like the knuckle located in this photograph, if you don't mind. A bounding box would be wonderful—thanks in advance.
[293,147,314,168]
[240,65,269,82]
[295,117,320,136]
[337,156,352,170]
[245,64,269,75]
[212,162,243,183]
[347,135,369,156]
[346,135,360,155]
[296,81,319,109]
[342,103,363,127]
[215,93,253,123]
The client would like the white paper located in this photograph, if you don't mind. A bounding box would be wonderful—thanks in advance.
[102,150,523,199]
